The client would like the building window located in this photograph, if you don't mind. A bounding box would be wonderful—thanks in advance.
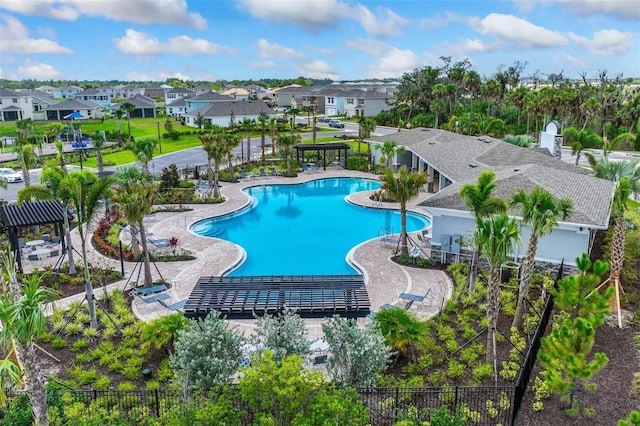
[328,97,334,104]
[347,98,354,104]
[12,98,17,103]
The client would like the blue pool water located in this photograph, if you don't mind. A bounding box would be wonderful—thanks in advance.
[190,178,431,275]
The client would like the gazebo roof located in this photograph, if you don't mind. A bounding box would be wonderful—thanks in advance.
[0,200,65,227]
[294,143,351,152]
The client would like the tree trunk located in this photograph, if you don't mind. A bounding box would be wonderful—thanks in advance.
[130,223,140,260]
[81,237,98,329]
[16,344,49,426]
[486,267,501,365]
[139,222,153,287]
[213,164,220,198]
[608,215,626,312]
[512,235,538,329]
[400,206,409,256]
[246,134,251,165]
[63,210,76,275]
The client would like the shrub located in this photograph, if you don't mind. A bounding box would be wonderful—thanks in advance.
[71,338,89,352]
[52,337,67,349]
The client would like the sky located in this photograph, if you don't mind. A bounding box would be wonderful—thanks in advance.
[0,0,638,83]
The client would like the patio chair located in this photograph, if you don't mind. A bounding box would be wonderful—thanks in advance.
[49,250,59,258]
[301,163,309,172]
[27,254,39,261]
[149,238,170,248]
[51,236,61,245]
[239,170,256,179]
[259,167,269,177]
[269,166,282,176]
[42,234,50,243]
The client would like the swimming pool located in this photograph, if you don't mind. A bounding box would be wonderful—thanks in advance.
[191,177,431,275]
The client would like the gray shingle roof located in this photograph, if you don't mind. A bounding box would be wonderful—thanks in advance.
[191,92,235,102]
[113,95,155,109]
[166,98,188,107]
[46,99,100,110]
[0,87,24,97]
[191,101,275,117]
[167,88,194,94]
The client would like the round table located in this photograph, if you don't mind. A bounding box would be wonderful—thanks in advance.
[31,248,52,259]
[26,239,45,247]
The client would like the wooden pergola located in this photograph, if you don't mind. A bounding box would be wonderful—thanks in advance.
[184,275,370,319]
[294,142,351,170]
[0,201,66,273]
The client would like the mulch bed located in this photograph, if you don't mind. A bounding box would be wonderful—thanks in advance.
[516,316,639,425]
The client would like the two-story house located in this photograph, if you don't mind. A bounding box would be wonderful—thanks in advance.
[16,89,56,120]
[143,86,167,99]
[71,88,113,109]
[185,92,235,113]
[344,90,391,118]
[164,88,196,106]
[52,86,82,99]
[0,87,34,121]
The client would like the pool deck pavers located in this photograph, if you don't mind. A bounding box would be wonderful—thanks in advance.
[40,169,453,338]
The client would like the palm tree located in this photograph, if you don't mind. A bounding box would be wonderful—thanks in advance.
[223,132,240,182]
[430,98,446,129]
[376,140,405,171]
[240,117,255,165]
[126,137,157,173]
[459,170,508,292]
[276,132,301,175]
[302,105,314,127]
[58,171,112,328]
[14,143,36,187]
[43,122,63,145]
[510,187,573,328]
[563,126,601,165]
[198,132,226,198]
[121,102,136,141]
[474,214,520,370]
[53,140,66,169]
[361,117,377,165]
[0,250,57,426]
[19,166,77,274]
[374,307,428,362]
[379,166,428,256]
[140,313,189,354]
[269,117,277,155]
[257,112,269,162]
[92,131,106,173]
[114,108,124,145]
[112,169,156,287]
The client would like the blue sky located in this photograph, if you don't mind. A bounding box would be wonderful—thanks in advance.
[0,0,638,83]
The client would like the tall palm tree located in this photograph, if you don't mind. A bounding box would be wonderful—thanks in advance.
[361,117,377,166]
[563,126,601,165]
[474,214,520,370]
[112,168,156,287]
[121,102,136,141]
[91,131,106,173]
[14,143,36,187]
[276,132,301,175]
[240,117,255,165]
[379,166,428,256]
[19,166,77,274]
[223,132,240,182]
[376,140,405,171]
[53,140,66,170]
[269,117,277,155]
[58,171,112,328]
[114,108,125,146]
[0,250,57,426]
[257,112,269,162]
[430,98,446,129]
[198,132,225,198]
[510,187,573,328]
[459,170,508,292]
[43,122,63,145]
[126,137,157,173]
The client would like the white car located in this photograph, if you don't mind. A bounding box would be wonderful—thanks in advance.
[0,168,23,183]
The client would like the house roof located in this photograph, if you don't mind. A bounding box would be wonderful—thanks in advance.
[113,95,155,109]
[166,98,188,107]
[0,87,25,97]
[0,105,23,111]
[46,99,101,110]
[190,100,274,117]
[191,92,235,102]
[16,89,54,100]
[167,87,195,94]
[74,88,103,96]
[422,164,615,227]
[221,88,250,96]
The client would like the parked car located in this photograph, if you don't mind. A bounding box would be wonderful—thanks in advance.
[328,119,345,128]
[273,106,288,112]
[0,168,23,183]
[318,116,331,123]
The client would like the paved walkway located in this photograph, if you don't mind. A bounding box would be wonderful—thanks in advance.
[34,168,453,338]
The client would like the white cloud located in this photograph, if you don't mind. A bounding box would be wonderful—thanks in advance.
[238,0,348,33]
[18,59,65,79]
[568,29,635,55]
[366,47,422,79]
[436,38,499,56]
[514,0,640,21]
[560,53,590,69]
[469,13,567,48]
[114,29,236,56]
[0,0,206,28]
[125,70,193,81]
[0,68,17,80]
[296,60,340,80]
[345,38,390,56]
[256,38,306,62]
[419,11,463,29]
[353,5,408,37]
[0,14,72,53]
[247,61,283,70]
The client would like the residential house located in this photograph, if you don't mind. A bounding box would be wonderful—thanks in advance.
[194,85,213,95]
[52,85,82,99]
[117,86,143,98]
[166,98,188,118]
[0,87,34,121]
[321,89,345,116]
[368,128,616,273]
[71,88,113,109]
[16,89,56,120]
[184,100,274,128]
[343,90,391,118]
[143,86,167,99]
[112,95,157,118]
[164,87,196,105]
[185,92,235,113]
[44,99,103,121]
[274,86,320,111]
[97,86,117,99]
[35,85,56,95]
[220,87,250,100]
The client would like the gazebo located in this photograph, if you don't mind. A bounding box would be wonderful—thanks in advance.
[0,200,67,273]
[294,142,350,170]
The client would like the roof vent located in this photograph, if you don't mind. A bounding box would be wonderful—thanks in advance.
[469,162,478,168]
[429,142,436,145]
[483,138,492,143]
[513,168,520,172]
